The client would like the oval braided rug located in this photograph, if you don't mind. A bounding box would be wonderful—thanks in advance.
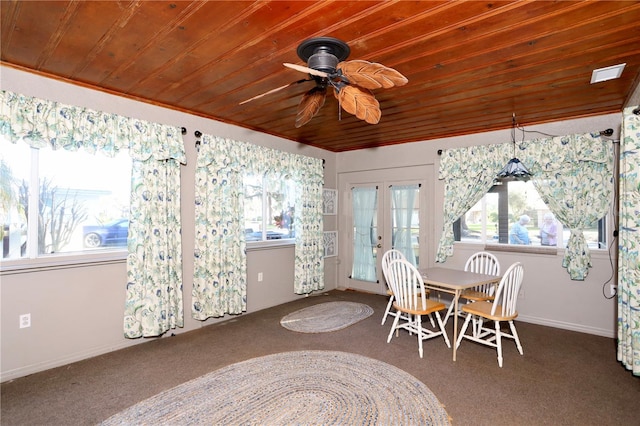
[100,350,451,425]
[280,301,374,333]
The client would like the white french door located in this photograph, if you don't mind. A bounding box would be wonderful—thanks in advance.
[338,166,432,295]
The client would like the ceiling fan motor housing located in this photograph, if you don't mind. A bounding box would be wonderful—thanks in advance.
[297,37,350,74]
[308,48,339,73]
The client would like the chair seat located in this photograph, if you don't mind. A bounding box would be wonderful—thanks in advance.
[460,289,494,302]
[394,299,445,316]
[461,301,518,321]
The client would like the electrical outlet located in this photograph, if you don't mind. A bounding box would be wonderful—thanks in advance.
[610,284,617,297]
[19,313,31,329]
[258,272,263,282]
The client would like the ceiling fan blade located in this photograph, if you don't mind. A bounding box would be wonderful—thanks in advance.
[336,85,381,124]
[337,60,408,89]
[283,63,330,78]
[295,86,327,128]
[239,79,309,105]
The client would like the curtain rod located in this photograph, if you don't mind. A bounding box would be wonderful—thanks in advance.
[437,128,614,155]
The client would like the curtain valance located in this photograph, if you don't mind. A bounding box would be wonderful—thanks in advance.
[438,143,512,180]
[519,132,611,173]
[197,135,323,181]
[0,90,185,162]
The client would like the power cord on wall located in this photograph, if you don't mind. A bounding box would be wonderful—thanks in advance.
[521,125,620,300]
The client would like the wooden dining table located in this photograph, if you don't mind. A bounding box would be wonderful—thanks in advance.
[420,267,502,361]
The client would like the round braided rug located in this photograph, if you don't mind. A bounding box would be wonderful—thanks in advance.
[280,301,374,333]
[100,350,450,425]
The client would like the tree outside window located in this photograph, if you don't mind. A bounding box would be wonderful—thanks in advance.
[1,138,131,259]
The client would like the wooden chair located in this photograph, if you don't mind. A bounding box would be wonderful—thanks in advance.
[455,262,524,367]
[443,251,501,326]
[386,258,450,358]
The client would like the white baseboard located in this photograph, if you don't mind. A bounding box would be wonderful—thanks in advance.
[0,339,143,383]
[440,299,616,339]
[516,314,615,338]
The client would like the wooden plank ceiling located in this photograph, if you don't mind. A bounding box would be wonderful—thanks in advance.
[2,1,639,152]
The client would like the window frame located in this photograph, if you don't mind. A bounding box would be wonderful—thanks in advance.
[243,172,296,248]
[453,180,608,253]
[0,141,131,272]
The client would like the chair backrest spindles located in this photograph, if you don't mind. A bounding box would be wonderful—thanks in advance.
[491,262,524,317]
[465,251,501,296]
[387,259,426,312]
[465,251,501,275]
[381,249,406,286]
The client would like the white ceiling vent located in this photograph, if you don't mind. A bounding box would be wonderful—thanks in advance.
[590,63,626,84]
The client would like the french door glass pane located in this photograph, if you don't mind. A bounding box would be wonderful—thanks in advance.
[391,185,419,267]
[351,186,378,282]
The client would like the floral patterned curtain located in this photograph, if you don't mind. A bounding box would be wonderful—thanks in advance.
[437,132,613,281]
[436,143,511,262]
[618,106,640,375]
[291,153,325,294]
[193,135,323,320]
[520,133,613,280]
[0,90,186,338]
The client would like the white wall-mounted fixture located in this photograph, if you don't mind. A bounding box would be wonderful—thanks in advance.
[590,63,626,84]
[19,313,31,328]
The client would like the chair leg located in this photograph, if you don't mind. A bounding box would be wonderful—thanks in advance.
[416,314,424,358]
[386,311,401,343]
[382,295,394,325]
[509,320,524,355]
[434,311,451,348]
[473,317,485,337]
[495,320,503,368]
[456,313,473,349]
[428,313,436,328]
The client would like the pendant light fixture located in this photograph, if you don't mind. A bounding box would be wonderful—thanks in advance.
[497,113,532,181]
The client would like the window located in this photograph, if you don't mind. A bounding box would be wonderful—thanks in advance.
[1,137,131,260]
[243,173,296,242]
[454,180,606,249]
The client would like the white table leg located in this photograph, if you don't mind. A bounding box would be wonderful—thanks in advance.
[453,290,460,361]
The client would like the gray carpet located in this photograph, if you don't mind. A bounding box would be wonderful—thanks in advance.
[280,301,374,333]
[1,290,639,425]
[100,350,450,425]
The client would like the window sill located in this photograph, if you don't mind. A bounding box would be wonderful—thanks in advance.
[246,238,295,251]
[484,243,559,255]
[454,241,611,259]
[0,250,127,275]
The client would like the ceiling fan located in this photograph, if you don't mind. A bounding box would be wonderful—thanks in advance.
[240,37,408,128]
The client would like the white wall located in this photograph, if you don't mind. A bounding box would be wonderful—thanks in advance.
[0,65,338,382]
[336,114,621,338]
